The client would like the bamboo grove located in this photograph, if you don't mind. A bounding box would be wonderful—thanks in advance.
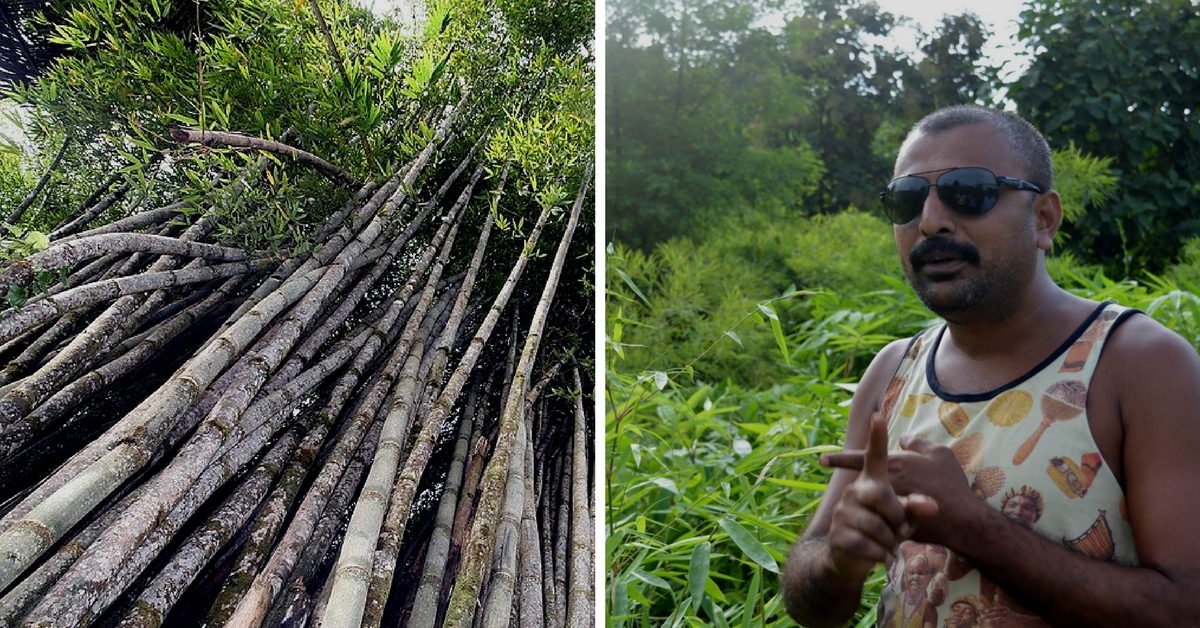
[0,0,595,626]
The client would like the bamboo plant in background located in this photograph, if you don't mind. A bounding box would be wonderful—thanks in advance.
[0,0,595,626]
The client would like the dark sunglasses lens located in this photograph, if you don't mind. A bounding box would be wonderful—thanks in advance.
[935,168,1000,215]
[884,177,928,224]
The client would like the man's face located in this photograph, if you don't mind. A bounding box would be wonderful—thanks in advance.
[1001,494,1039,528]
[944,601,979,628]
[891,123,1046,324]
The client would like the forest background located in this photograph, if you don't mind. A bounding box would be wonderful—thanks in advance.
[604,0,1200,627]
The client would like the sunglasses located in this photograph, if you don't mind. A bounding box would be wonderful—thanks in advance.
[880,167,1044,225]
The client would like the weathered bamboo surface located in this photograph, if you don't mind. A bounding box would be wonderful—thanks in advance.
[0,105,595,627]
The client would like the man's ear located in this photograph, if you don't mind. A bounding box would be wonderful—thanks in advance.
[1034,190,1062,251]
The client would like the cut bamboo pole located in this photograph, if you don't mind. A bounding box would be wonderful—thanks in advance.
[0,233,251,297]
[0,265,324,593]
[112,427,304,628]
[519,410,545,628]
[14,203,406,613]
[444,163,591,628]
[0,258,274,347]
[321,165,489,628]
[0,275,244,460]
[566,368,592,628]
[401,390,475,628]
[377,195,558,628]
[221,220,464,628]
[554,451,570,626]
[480,415,526,628]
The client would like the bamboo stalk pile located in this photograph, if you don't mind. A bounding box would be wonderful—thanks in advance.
[0,94,596,628]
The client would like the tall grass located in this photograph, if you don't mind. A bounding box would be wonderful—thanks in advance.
[606,242,1200,628]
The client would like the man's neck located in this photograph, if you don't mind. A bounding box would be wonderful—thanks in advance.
[941,275,1087,361]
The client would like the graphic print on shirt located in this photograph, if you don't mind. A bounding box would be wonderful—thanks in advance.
[885,544,948,628]
[939,401,969,437]
[1060,309,1119,373]
[985,389,1033,428]
[875,303,1141,626]
[1064,510,1117,562]
[899,392,937,418]
[1046,453,1103,498]
[1013,379,1087,465]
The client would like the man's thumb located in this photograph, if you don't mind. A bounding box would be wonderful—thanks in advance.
[900,494,939,520]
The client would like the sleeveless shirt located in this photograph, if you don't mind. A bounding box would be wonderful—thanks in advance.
[875,302,1139,628]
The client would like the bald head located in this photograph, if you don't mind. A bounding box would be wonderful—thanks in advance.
[900,106,1053,192]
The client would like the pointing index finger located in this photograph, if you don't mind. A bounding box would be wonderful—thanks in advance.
[864,411,890,478]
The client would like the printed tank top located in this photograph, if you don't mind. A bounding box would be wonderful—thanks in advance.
[875,302,1139,628]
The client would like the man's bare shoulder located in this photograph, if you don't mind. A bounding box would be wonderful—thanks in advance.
[859,337,913,410]
[1100,310,1200,385]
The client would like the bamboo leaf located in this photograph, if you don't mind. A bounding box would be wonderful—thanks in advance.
[650,477,680,494]
[615,268,649,304]
[742,569,761,628]
[763,478,828,491]
[718,519,779,573]
[769,316,789,365]
[632,570,672,590]
[689,541,711,613]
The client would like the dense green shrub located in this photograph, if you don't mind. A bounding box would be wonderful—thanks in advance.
[700,208,900,298]
[608,240,788,385]
[1163,237,1200,291]
[607,252,1200,628]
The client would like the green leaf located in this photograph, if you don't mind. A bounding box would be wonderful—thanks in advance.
[770,315,789,365]
[24,231,49,252]
[724,330,743,346]
[632,569,672,590]
[650,477,680,494]
[718,518,779,573]
[763,478,828,491]
[742,569,761,628]
[614,268,649,304]
[688,541,711,613]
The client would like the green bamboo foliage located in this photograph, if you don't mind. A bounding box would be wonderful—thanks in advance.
[0,1,593,626]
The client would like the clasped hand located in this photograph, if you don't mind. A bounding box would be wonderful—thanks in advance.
[819,412,975,580]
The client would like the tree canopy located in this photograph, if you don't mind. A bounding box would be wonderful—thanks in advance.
[607,0,1198,275]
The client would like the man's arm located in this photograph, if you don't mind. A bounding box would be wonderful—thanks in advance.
[781,339,910,627]
[828,317,1200,627]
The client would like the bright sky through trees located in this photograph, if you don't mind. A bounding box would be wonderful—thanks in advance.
[874,0,1031,83]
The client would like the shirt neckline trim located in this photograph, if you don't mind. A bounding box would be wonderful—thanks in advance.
[925,301,1113,403]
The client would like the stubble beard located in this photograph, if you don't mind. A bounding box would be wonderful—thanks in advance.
[903,237,1036,325]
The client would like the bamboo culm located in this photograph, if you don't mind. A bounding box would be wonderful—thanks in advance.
[443,163,591,628]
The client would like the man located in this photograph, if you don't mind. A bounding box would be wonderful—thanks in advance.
[780,106,1200,627]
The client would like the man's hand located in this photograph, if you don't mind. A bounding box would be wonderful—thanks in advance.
[820,412,938,581]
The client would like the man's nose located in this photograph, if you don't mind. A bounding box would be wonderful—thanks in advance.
[918,186,957,237]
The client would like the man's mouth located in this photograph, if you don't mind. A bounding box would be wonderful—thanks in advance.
[916,255,964,272]
[910,238,980,274]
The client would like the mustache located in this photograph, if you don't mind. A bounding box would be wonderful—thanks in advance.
[910,238,981,269]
